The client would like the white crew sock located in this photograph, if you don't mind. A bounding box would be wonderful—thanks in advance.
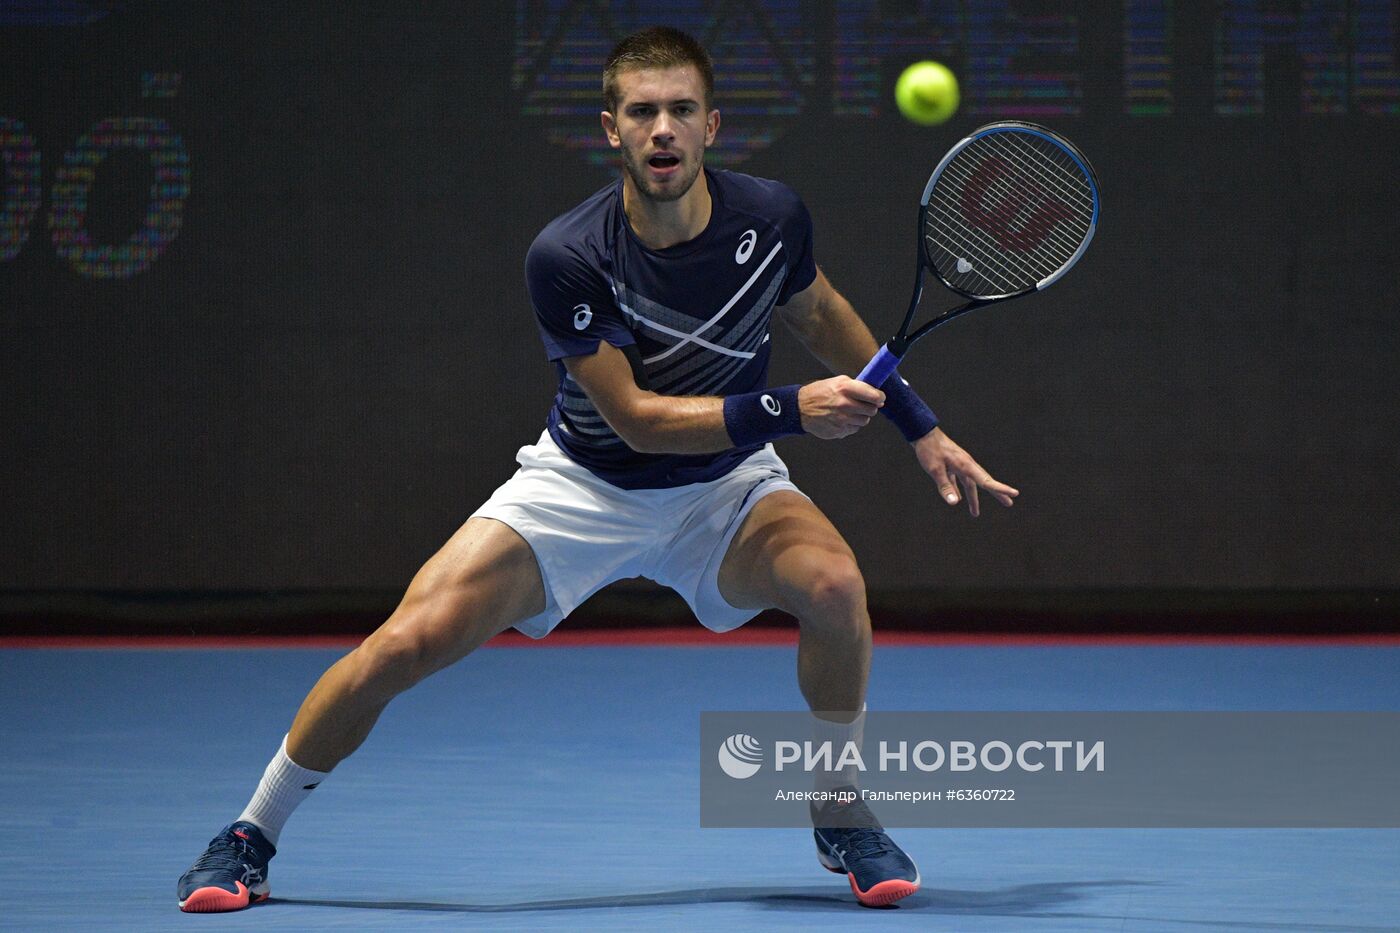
[811,705,867,792]
[236,735,329,847]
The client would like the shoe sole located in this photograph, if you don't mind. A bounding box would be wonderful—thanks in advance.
[847,874,920,907]
[178,881,269,913]
[817,848,921,908]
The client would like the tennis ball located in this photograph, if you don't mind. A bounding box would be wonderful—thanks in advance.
[895,60,959,126]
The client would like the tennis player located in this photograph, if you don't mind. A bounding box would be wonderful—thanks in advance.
[178,26,1017,912]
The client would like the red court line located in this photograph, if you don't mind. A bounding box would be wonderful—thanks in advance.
[4,628,1400,649]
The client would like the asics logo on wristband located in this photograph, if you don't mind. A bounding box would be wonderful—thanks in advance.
[724,385,803,447]
[572,304,592,330]
[735,229,757,264]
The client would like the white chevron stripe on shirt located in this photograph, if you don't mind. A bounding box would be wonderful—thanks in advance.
[616,301,756,360]
[641,242,784,365]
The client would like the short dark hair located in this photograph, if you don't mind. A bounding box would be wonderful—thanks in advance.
[602,26,714,113]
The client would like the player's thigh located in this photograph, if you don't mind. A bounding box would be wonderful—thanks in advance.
[371,516,545,666]
[717,490,865,618]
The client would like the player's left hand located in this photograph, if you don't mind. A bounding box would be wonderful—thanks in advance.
[911,427,1019,517]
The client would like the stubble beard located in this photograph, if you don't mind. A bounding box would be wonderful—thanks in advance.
[620,142,704,204]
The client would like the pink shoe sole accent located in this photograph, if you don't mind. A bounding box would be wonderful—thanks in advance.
[849,875,920,907]
[178,882,268,913]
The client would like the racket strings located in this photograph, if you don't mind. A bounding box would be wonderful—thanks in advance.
[930,172,1078,276]
[983,133,1093,217]
[929,192,1067,277]
[924,215,1033,293]
[926,129,1095,298]
[947,156,1086,259]
[928,191,1055,295]
[926,195,1064,294]
[934,153,1089,277]
[936,149,1092,273]
[974,134,1091,255]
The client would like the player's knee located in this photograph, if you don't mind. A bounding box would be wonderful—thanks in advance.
[352,622,434,697]
[789,555,868,635]
[354,598,464,696]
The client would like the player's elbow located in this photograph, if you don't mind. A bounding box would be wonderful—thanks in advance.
[598,400,665,454]
[775,301,820,345]
[614,421,673,454]
[612,421,661,454]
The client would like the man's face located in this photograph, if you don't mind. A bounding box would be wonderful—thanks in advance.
[603,65,719,203]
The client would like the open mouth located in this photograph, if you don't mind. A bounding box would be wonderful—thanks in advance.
[648,152,681,171]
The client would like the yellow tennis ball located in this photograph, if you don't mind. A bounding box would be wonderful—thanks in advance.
[895,61,960,126]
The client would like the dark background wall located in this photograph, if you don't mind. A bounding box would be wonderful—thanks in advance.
[3,1,1398,611]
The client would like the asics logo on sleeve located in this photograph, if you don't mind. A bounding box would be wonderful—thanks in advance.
[735,229,757,264]
[761,393,781,416]
[572,303,593,330]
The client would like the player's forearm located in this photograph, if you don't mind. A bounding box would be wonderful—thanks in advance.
[608,392,735,455]
[787,290,883,379]
[617,380,875,452]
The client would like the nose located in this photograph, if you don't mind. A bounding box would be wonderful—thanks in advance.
[652,110,675,144]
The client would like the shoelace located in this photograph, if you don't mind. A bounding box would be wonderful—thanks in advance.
[833,826,897,861]
[819,797,898,861]
[189,834,261,873]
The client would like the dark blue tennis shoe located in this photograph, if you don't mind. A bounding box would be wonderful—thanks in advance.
[812,788,920,907]
[177,821,275,912]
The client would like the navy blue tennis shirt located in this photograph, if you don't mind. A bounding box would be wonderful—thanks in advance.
[525,169,817,489]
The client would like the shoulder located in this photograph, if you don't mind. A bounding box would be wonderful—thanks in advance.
[711,171,816,301]
[710,169,807,222]
[526,182,619,277]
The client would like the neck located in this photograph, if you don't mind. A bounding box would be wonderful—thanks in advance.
[622,169,712,250]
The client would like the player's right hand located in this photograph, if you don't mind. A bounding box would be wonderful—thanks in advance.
[798,375,885,439]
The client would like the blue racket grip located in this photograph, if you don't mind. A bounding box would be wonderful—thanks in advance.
[857,345,901,387]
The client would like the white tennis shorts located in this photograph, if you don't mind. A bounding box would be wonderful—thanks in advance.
[472,430,805,638]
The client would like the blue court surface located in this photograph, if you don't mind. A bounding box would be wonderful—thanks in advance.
[3,642,1398,931]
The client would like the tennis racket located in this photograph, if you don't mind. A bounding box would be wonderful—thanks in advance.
[857,121,1100,387]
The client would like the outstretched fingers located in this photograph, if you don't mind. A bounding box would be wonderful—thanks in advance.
[959,466,1018,515]
[914,428,1019,517]
[943,461,1019,516]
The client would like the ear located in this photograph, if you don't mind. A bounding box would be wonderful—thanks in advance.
[601,109,622,149]
[704,108,720,147]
